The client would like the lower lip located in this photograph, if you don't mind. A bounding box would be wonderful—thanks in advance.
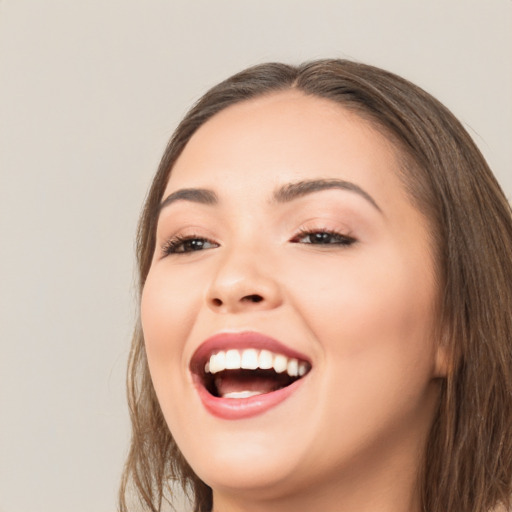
[195,378,305,420]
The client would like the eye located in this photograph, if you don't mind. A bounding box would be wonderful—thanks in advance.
[291,229,356,247]
[162,235,219,255]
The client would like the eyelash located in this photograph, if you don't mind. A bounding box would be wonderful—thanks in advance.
[161,228,356,256]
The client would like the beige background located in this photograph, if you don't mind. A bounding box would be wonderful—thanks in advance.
[0,1,511,511]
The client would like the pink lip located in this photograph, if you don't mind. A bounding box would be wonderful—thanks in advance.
[190,331,311,420]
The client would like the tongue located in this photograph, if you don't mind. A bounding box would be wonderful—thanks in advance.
[214,370,288,398]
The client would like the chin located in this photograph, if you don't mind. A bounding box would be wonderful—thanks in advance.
[170,416,314,497]
[194,449,307,500]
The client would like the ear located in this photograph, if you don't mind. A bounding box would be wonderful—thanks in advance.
[433,343,452,378]
[433,324,457,378]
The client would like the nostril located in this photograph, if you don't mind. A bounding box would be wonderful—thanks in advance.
[212,298,223,307]
[243,294,263,303]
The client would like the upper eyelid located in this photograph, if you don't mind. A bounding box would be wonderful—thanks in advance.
[157,224,217,242]
[291,220,355,237]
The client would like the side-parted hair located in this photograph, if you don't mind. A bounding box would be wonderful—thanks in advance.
[119,60,512,512]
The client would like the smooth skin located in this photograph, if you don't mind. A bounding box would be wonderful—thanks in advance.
[141,91,447,512]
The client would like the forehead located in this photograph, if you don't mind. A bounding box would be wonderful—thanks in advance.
[166,90,406,204]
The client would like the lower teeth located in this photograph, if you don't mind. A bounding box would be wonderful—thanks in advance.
[222,390,264,399]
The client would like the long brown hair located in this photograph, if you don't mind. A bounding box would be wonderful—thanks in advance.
[119,60,512,512]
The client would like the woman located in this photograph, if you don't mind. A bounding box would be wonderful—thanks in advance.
[119,60,512,512]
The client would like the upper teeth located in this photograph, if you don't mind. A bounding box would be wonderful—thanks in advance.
[205,348,308,378]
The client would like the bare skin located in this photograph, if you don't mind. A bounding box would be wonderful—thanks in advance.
[142,91,447,512]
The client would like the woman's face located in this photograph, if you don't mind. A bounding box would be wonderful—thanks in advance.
[142,91,446,507]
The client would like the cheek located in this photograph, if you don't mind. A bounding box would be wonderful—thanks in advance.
[287,248,439,454]
[288,246,437,374]
[140,265,200,375]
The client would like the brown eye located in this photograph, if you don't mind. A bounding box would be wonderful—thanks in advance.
[292,230,356,246]
[163,236,219,255]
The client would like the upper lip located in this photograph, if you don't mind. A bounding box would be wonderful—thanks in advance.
[189,331,312,375]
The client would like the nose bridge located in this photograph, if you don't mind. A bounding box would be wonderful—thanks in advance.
[206,238,282,312]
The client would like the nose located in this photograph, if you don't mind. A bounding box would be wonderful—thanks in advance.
[206,247,283,314]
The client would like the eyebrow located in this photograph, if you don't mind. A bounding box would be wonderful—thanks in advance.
[273,179,381,212]
[158,178,381,214]
[159,188,218,212]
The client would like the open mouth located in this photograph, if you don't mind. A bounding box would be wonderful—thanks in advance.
[197,348,311,399]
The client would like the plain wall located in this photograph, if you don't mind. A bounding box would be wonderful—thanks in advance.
[1,1,511,511]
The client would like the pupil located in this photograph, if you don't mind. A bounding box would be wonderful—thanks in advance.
[312,233,329,243]
[187,239,203,250]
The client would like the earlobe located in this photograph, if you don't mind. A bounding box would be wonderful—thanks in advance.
[433,343,452,378]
